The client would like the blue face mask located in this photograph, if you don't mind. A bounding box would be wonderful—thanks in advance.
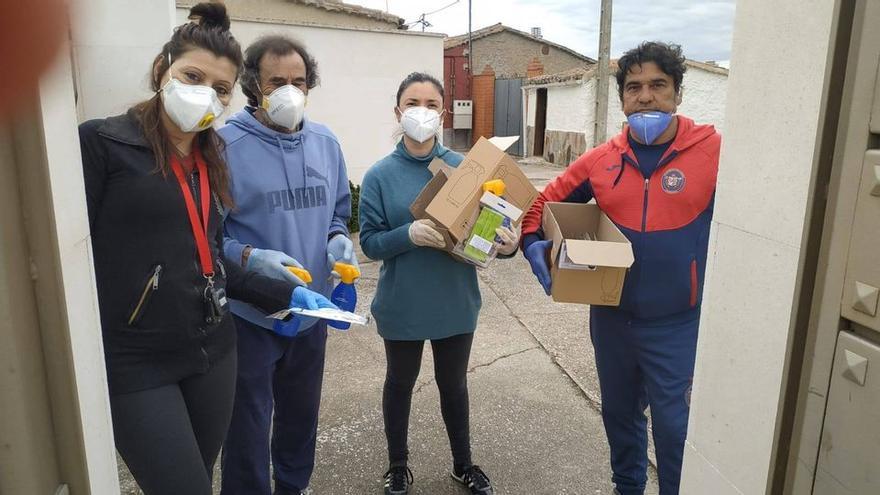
[627,111,673,145]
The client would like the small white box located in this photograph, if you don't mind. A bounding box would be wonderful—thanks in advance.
[453,100,473,129]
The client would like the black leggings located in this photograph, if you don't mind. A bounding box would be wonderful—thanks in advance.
[110,350,236,495]
[383,332,474,468]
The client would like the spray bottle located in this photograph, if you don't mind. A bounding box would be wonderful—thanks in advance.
[329,262,361,330]
[273,267,314,336]
[287,266,313,285]
[482,179,515,237]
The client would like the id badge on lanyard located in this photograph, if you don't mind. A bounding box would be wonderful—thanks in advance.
[170,151,229,325]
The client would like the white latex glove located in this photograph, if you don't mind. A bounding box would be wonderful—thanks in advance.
[495,226,520,256]
[408,219,446,249]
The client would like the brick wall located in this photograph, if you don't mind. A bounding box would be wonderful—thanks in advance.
[471,66,495,144]
[526,57,545,78]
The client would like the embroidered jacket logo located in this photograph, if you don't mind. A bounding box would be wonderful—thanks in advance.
[661,169,686,194]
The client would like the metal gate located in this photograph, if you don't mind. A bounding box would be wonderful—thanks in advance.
[494,78,523,156]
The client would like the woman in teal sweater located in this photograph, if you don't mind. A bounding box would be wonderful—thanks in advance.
[359,73,519,495]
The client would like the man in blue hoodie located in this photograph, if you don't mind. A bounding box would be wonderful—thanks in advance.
[219,35,354,495]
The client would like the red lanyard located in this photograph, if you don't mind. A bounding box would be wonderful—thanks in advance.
[170,150,215,281]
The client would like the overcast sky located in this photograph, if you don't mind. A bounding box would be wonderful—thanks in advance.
[356,0,737,62]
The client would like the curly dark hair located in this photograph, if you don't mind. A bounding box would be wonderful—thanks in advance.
[615,41,687,99]
[396,72,444,106]
[240,35,320,107]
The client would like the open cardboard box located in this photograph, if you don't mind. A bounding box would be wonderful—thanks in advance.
[541,202,635,305]
[409,166,458,253]
[409,136,539,263]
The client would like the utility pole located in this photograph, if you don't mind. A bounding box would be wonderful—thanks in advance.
[468,0,473,73]
[413,13,432,32]
[593,0,612,147]
[467,0,473,147]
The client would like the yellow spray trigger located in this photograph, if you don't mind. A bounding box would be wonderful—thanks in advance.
[287,266,313,284]
[333,262,361,284]
[482,179,506,197]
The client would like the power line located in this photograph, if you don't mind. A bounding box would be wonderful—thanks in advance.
[406,0,461,30]
[424,0,460,16]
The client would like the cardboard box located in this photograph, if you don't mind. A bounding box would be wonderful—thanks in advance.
[541,202,635,305]
[409,167,458,252]
[409,136,540,262]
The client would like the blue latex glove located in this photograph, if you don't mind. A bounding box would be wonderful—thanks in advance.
[327,234,359,276]
[524,240,553,296]
[272,287,338,338]
[247,248,307,286]
[290,286,338,311]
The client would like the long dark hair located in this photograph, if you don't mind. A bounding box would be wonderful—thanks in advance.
[131,1,242,207]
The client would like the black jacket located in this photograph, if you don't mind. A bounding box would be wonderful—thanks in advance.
[79,110,293,394]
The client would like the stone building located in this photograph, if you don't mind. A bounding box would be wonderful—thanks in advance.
[444,23,595,79]
[522,59,729,165]
[443,23,594,153]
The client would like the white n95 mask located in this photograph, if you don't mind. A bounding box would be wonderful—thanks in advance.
[261,85,306,130]
[400,106,442,143]
[161,78,226,132]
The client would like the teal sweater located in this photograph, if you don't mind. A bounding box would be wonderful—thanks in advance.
[359,141,481,341]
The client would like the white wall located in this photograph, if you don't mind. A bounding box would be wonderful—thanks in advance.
[537,77,622,148]
[545,83,591,133]
[525,89,536,127]
[176,10,444,183]
[680,1,837,493]
[0,0,133,488]
[37,41,121,494]
[72,0,176,121]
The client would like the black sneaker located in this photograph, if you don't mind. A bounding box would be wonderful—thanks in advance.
[451,465,494,495]
[383,465,413,495]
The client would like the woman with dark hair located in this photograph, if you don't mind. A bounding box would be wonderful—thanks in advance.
[78,4,334,494]
[359,72,519,495]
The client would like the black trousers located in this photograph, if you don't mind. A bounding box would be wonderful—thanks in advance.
[110,349,237,495]
[383,332,474,468]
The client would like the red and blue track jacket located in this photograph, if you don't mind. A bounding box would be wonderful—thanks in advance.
[522,116,721,319]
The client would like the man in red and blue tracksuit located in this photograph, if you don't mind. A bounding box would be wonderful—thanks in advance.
[522,42,720,495]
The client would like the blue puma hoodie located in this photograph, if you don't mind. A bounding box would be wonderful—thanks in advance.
[219,108,351,332]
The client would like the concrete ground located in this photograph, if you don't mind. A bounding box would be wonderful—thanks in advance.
[117,157,660,494]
